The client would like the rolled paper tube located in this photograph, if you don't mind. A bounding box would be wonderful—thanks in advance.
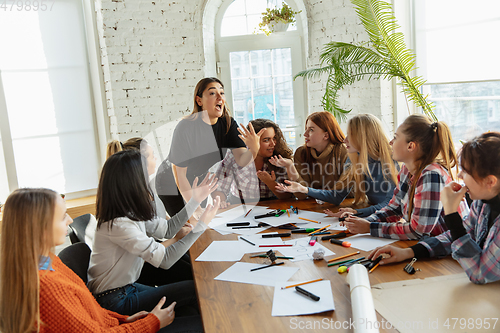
[346,264,380,333]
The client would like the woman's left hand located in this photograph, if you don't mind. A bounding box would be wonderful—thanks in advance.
[238,122,265,156]
[257,170,276,183]
[343,216,371,234]
[174,223,194,240]
[125,311,149,323]
[269,155,293,168]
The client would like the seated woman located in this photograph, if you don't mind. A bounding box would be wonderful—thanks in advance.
[0,188,175,332]
[88,150,220,332]
[269,111,347,200]
[369,132,500,284]
[106,138,193,286]
[343,114,469,240]
[212,118,293,207]
[277,114,398,217]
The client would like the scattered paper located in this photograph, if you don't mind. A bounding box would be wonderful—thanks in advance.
[195,241,245,261]
[214,262,299,286]
[272,280,335,316]
[280,237,335,261]
[342,233,398,252]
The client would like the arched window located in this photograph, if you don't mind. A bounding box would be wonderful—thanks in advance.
[215,0,306,148]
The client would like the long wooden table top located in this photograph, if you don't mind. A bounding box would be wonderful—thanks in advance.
[189,198,464,333]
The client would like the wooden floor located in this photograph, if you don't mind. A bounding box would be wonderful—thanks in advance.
[189,198,464,333]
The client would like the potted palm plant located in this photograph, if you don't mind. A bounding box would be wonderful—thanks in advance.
[258,2,301,36]
[295,0,436,122]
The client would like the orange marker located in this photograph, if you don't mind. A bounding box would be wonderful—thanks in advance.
[330,239,351,247]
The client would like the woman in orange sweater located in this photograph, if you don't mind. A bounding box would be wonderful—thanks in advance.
[0,188,175,333]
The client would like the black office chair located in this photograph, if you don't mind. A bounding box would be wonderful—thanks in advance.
[68,213,92,244]
[58,242,91,284]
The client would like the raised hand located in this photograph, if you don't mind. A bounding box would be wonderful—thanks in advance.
[150,297,176,329]
[368,245,414,265]
[199,196,221,224]
[269,155,293,168]
[323,209,342,218]
[238,122,265,155]
[211,190,229,209]
[275,179,308,194]
[257,170,276,183]
[191,173,218,203]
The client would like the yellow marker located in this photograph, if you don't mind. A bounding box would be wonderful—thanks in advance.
[337,266,348,274]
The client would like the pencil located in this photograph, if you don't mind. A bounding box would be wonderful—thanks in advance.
[327,251,360,263]
[298,217,320,224]
[369,263,380,273]
[281,278,323,289]
[308,224,330,236]
[244,208,253,218]
[287,209,290,217]
[327,257,365,267]
[240,237,255,246]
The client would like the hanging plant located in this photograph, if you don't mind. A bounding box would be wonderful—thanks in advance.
[294,0,436,122]
[257,2,301,36]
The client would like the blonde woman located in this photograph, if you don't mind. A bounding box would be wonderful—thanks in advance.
[277,114,398,217]
[0,188,175,333]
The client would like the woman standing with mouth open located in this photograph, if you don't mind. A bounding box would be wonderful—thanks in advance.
[156,77,264,217]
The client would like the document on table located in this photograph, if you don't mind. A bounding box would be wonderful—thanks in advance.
[280,237,335,261]
[272,280,335,316]
[342,233,398,251]
[214,262,299,287]
[237,233,288,254]
[195,241,246,261]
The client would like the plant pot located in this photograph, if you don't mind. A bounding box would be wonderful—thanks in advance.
[268,21,290,33]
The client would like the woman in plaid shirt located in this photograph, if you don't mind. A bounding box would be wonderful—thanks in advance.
[343,114,468,240]
[212,119,294,207]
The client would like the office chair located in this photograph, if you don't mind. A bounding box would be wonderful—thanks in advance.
[58,242,91,284]
[68,213,92,244]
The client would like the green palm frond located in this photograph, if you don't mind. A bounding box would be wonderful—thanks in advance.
[294,0,436,121]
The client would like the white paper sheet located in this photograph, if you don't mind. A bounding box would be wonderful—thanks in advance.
[255,209,342,228]
[195,241,245,261]
[237,233,287,254]
[272,280,335,316]
[209,206,270,228]
[342,233,398,252]
[214,262,299,286]
[211,220,271,236]
[280,237,335,261]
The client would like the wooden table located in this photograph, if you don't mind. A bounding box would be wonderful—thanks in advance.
[189,199,464,333]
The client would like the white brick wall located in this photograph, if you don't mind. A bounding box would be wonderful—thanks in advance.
[96,0,393,144]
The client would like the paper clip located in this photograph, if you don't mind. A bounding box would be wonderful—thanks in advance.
[404,258,420,274]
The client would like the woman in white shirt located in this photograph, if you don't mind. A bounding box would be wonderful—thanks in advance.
[88,149,220,332]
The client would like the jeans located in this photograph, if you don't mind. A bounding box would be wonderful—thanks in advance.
[97,282,203,333]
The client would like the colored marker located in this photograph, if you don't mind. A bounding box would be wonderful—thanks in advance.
[262,233,291,238]
[327,256,365,267]
[232,226,260,229]
[227,222,250,227]
[309,236,317,246]
[240,237,255,246]
[259,244,293,247]
[292,228,320,233]
[329,238,351,247]
[295,286,320,301]
[321,232,349,241]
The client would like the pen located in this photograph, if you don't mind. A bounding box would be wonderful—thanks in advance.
[295,286,320,301]
[240,237,255,246]
[339,212,363,222]
[250,254,294,259]
[244,209,253,218]
[262,233,291,238]
[312,231,330,236]
[330,239,351,247]
[227,222,250,227]
[298,217,320,224]
[259,244,293,247]
[232,226,261,229]
[321,232,349,240]
[281,278,323,289]
[308,224,330,236]
[367,255,383,269]
[327,251,360,263]
[309,236,317,246]
[250,262,285,271]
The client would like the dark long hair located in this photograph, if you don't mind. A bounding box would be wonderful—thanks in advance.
[96,150,155,228]
[300,111,345,165]
[401,114,457,220]
[189,77,231,133]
